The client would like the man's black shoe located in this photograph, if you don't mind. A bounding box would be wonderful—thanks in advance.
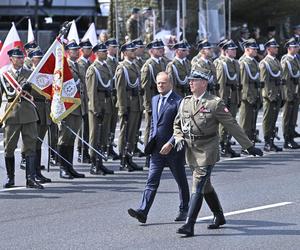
[284,141,300,149]
[128,208,147,223]
[207,213,226,229]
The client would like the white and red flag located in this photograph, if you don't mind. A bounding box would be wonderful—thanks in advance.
[27,37,80,123]
[0,23,23,73]
[82,22,97,62]
[27,19,35,43]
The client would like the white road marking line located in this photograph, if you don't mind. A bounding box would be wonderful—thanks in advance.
[196,202,293,222]
[0,183,51,192]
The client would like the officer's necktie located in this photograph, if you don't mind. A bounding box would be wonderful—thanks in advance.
[158,96,166,115]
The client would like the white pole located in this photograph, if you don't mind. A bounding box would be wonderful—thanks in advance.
[228,0,231,39]
[161,0,165,27]
[176,0,180,41]
[115,0,119,41]
[153,9,156,39]
[182,0,186,40]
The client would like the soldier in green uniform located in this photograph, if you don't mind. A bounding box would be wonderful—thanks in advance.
[23,41,38,70]
[1,48,43,189]
[191,39,218,95]
[105,38,120,160]
[57,40,85,179]
[141,39,166,147]
[239,39,263,146]
[132,38,146,157]
[216,40,241,157]
[280,38,300,149]
[28,48,52,183]
[85,43,115,175]
[77,39,92,163]
[115,41,143,171]
[126,7,141,41]
[166,40,191,97]
[174,70,263,237]
[259,38,283,152]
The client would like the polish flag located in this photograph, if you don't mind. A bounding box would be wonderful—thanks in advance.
[0,40,3,51]
[27,37,81,123]
[0,23,23,73]
[81,22,98,62]
[27,19,35,43]
[67,20,80,44]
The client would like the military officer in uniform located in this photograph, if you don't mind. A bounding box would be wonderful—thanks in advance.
[141,39,166,147]
[259,38,283,152]
[57,40,85,179]
[85,42,115,175]
[166,40,191,97]
[132,38,146,157]
[126,7,141,41]
[105,38,120,160]
[239,39,263,145]
[213,39,228,71]
[280,38,300,149]
[28,48,52,183]
[191,39,218,95]
[115,41,143,171]
[174,70,263,237]
[1,48,43,189]
[216,40,241,157]
[77,39,93,163]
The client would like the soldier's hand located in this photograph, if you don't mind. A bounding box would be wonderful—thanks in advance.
[175,139,186,152]
[159,142,173,155]
[247,146,263,156]
[22,82,32,92]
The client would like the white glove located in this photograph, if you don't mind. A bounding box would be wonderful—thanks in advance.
[175,139,186,152]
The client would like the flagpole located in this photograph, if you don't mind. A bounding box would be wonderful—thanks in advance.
[34,0,39,39]
[0,91,22,125]
[176,0,180,41]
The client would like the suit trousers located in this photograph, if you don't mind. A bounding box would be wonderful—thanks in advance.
[262,98,281,139]
[58,114,81,146]
[239,100,259,141]
[138,151,190,215]
[282,99,299,139]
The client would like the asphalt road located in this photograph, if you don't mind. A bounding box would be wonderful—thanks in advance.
[0,111,300,250]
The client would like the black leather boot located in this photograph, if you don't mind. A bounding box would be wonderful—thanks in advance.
[26,155,44,189]
[35,149,51,183]
[284,138,300,149]
[204,190,226,229]
[67,146,85,178]
[127,156,143,171]
[90,157,105,175]
[4,157,15,188]
[58,145,73,179]
[293,130,300,138]
[176,193,203,237]
[270,138,282,152]
[20,153,26,170]
[119,155,134,172]
[133,144,145,157]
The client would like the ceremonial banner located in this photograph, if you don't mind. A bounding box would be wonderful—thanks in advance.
[27,37,81,123]
[27,19,35,43]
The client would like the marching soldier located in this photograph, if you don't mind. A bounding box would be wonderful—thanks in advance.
[105,38,120,160]
[141,39,166,147]
[23,41,38,70]
[1,48,43,189]
[28,48,52,183]
[259,38,283,152]
[174,70,263,237]
[239,39,263,146]
[280,38,300,149]
[115,41,143,171]
[216,40,241,157]
[85,42,115,175]
[77,39,93,163]
[132,38,146,157]
[126,7,141,41]
[57,40,85,179]
[166,40,191,97]
[191,39,218,95]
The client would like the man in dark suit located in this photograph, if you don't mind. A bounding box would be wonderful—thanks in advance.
[128,72,190,223]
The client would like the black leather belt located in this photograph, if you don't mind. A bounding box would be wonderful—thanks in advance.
[184,133,217,140]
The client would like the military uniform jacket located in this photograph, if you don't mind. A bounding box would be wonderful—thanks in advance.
[213,55,226,70]
[166,57,191,91]
[280,54,300,101]
[191,56,217,87]
[133,57,145,72]
[86,60,114,115]
[23,57,33,70]
[31,88,51,126]
[126,17,139,41]
[259,55,283,102]
[1,67,39,124]
[106,55,119,92]
[77,57,91,116]
[173,92,252,166]
[68,59,82,116]
[115,60,143,115]
[216,56,240,104]
[239,56,262,104]
[141,57,166,112]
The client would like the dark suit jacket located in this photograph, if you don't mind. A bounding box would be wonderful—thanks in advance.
[145,91,182,155]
